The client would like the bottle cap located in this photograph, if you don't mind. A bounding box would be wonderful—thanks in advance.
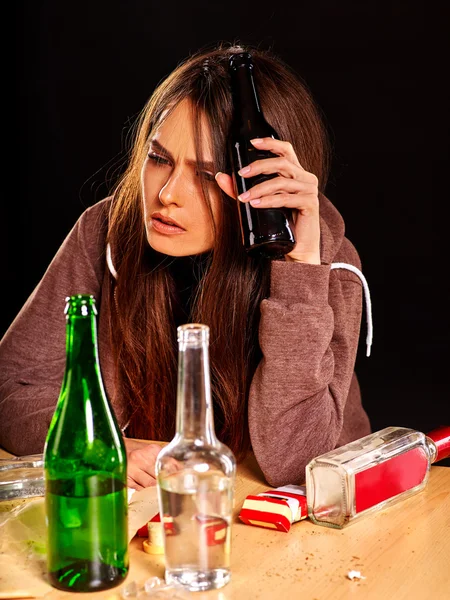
[426,426,450,463]
[177,323,209,346]
[64,294,97,316]
[229,52,253,71]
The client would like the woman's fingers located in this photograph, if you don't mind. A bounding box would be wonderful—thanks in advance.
[250,137,303,167]
[128,444,161,472]
[127,471,157,490]
[215,171,236,198]
[237,176,318,205]
[245,193,319,211]
[124,442,183,490]
[215,137,321,265]
[125,442,162,489]
[128,479,145,491]
[214,140,317,199]
[238,156,318,183]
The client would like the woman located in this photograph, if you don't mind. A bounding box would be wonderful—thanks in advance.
[0,42,372,488]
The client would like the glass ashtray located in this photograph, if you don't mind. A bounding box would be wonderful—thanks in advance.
[0,454,45,501]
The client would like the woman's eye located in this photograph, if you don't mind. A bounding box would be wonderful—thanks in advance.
[147,154,214,182]
[148,153,170,166]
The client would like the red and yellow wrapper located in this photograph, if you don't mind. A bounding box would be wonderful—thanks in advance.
[137,523,149,537]
[195,514,228,546]
[239,485,307,532]
[162,513,177,536]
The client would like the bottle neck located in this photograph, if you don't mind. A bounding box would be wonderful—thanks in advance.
[426,437,438,463]
[425,426,450,464]
[65,313,99,374]
[175,338,216,444]
[230,64,263,126]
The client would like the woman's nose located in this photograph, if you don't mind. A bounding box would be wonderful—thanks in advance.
[158,172,185,207]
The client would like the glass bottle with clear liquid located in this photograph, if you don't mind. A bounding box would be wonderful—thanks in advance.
[43,295,128,592]
[155,324,236,592]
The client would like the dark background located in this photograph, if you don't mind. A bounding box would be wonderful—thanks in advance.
[8,2,449,458]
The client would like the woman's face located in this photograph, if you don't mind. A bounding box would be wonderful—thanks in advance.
[141,99,221,256]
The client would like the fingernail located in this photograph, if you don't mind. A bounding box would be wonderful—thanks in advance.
[250,199,261,206]
[238,191,250,201]
[238,166,251,175]
[250,138,264,145]
[214,172,222,180]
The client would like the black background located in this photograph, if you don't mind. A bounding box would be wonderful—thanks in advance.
[8,1,449,455]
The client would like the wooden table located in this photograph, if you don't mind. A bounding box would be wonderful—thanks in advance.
[1,445,449,600]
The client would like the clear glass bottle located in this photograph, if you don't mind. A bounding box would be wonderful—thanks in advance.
[44,295,128,591]
[155,324,236,592]
[305,425,450,529]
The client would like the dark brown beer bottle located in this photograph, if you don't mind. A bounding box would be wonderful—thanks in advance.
[228,52,296,258]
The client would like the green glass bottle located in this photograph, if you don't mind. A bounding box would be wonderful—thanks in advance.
[43,294,129,592]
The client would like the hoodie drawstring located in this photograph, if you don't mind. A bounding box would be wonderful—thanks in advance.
[106,245,373,357]
[331,262,373,357]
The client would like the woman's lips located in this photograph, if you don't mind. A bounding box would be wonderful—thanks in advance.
[150,216,185,235]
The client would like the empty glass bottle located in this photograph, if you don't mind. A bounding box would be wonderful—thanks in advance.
[306,425,450,529]
[44,294,128,592]
[155,324,236,592]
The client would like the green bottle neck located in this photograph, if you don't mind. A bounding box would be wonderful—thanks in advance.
[64,314,100,374]
[175,341,217,444]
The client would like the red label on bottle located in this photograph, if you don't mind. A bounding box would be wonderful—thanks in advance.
[354,447,429,513]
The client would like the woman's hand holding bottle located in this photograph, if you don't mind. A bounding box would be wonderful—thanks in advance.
[215,137,321,264]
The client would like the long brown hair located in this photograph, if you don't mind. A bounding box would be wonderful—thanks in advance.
[107,41,330,460]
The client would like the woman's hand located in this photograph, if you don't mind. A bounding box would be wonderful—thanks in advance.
[215,137,321,264]
[124,439,162,490]
[124,439,182,490]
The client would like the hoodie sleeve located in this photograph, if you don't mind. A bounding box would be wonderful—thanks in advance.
[248,257,364,487]
[0,203,107,455]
